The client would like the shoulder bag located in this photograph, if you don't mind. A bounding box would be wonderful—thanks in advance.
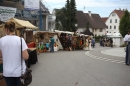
[21,38,32,85]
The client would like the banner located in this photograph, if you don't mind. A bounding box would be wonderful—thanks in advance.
[0,6,16,22]
[24,0,40,10]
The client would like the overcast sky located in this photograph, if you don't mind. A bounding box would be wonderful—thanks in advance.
[42,0,130,17]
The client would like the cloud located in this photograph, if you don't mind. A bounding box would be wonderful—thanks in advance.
[43,0,130,9]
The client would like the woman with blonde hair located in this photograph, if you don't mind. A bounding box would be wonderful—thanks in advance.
[0,21,29,86]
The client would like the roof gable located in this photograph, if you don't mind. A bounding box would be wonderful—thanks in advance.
[76,11,88,28]
[111,9,125,19]
[84,13,107,28]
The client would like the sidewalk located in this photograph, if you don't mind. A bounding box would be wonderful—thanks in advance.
[101,47,125,57]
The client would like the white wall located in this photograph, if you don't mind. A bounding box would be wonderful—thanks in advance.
[77,28,86,33]
[113,37,120,46]
[105,12,124,46]
[106,13,120,35]
[95,28,106,36]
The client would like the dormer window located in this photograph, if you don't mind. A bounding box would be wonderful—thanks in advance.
[112,13,116,16]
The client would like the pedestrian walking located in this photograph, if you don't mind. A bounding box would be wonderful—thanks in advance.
[91,38,95,48]
[0,21,29,86]
[110,38,113,47]
[50,36,55,52]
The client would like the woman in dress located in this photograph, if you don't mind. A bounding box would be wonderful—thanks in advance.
[124,30,130,65]
[88,38,92,50]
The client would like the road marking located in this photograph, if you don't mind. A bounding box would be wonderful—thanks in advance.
[85,51,125,64]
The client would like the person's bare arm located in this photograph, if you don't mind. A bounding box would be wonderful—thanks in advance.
[22,50,29,60]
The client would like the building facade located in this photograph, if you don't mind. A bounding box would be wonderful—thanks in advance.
[76,11,107,36]
[0,0,50,31]
[105,9,125,46]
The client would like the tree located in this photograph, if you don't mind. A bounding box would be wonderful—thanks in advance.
[55,8,67,31]
[55,0,77,32]
[70,0,77,32]
[81,22,93,36]
[65,0,71,31]
[86,22,89,30]
[119,10,130,37]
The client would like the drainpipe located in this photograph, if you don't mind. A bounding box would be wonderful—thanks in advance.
[39,1,43,31]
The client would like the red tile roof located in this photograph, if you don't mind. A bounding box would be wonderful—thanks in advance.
[111,9,125,19]
[102,17,108,23]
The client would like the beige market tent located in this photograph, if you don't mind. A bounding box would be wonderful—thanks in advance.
[0,24,5,37]
[0,18,38,29]
[8,18,38,29]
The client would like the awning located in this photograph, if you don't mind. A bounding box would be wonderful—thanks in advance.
[0,24,4,31]
[8,18,38,29]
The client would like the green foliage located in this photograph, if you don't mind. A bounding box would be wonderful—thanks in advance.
[120,43,127,47]
[55,8,67,31]
[95,35,104,42]
[86,22,89,30]
[55,0,77,32]
[65,0,71,31]
[119,10,130,37]
[70,0,77,32]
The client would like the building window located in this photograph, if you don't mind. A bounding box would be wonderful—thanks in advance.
[110,32,111,33]
[114,26,116,29]
[110,26,112,29]
[115,19,117,23]
[112,13,115,16]
[114,32,116,33]
[107,31,108,33]
[110,19,112,23]
[99,28,102,32]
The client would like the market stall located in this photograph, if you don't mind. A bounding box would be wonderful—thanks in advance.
[34,31,62,53]
[54,30,88,51]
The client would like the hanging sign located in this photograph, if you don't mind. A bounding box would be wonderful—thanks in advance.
[0,6,16,22]
[24,0,40,10]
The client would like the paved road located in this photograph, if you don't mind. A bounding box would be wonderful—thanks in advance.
[30,44,130,86]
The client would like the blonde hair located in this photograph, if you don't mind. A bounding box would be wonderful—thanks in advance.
[4,20,15,32]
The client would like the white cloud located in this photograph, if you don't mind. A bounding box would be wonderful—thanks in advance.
[42,0,130,16]
[43,0,130,9]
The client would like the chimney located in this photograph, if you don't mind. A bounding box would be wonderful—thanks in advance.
[88,11,91,17]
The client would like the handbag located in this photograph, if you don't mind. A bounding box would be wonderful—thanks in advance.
[21,38,32,85]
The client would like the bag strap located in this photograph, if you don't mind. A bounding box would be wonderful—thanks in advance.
[21,38,23,75]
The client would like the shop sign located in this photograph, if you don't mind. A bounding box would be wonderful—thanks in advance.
[0,6,16,22]
[24,0,40,10]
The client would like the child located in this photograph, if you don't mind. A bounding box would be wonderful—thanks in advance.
[46,42,49,51]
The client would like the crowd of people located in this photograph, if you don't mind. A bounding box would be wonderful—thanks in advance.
[99,38,113,47]
[59,33,95,51]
